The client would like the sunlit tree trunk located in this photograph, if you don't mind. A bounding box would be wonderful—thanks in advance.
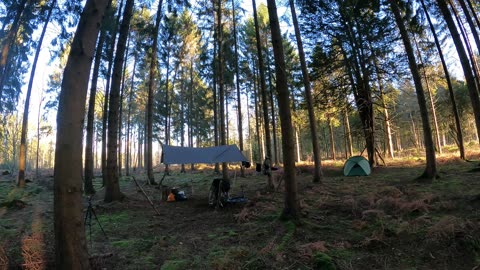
[126,55,137,176]
[289,0,323,181]
[217,0,229,180]
[232,0,245,177]
[85,15,108,195]
[253,0,273,189]
[18,0,54,187]
[0,0,28,98]
[212,30,220,174]
[436,0,480,144]
[35,90,44,179]
[266,54,279,165]
[455,0,480,60]
[266,0,299,219]
[104,0,134,202]
[390,0,437,180]
[118,35,131,177]
[420,0,465,159]
[54,0,109,268]
[328,116,336,160]
[295,126,301,162]
[146,0,163,184]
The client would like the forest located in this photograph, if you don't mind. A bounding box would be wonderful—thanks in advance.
[1,0,480,269]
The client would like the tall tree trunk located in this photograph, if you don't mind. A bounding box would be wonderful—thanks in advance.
[436,0,480,143]
[231,0,245,177]
[253,0,273,189]
[126,55,136,176]
[328,117,336,160]
[164,51,171,174]
[465,0,480,32]
[102,0,124,186]
[295,126,301,162]
[289,0,323,181]
[118,35,131,177]
[217,0,229,180]
[36,89,44,179]
[266,53,279,165]
[449,0,480,95]
[146,0,163,184]
[189,61,195,171]
[390,0,437,180]
[85,16,108,195]
[17,0,54,187]
[412,35,443,154]
[253,63,262,161]
[456,0,480,53]
[212,32,220,174]
[54,0,109,268]
[0,0,28,98]
[420,0,465,159]
[344,108,353,157]
[104,0,134,202]
[266,0,299,219]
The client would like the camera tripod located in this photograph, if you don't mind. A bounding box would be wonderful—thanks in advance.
[84,195,108,247]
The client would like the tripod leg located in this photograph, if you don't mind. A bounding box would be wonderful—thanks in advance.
[90,207,108,240]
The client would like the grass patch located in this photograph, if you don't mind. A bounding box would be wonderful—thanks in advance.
[160,259,188,270]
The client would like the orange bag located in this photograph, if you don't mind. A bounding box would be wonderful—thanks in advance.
[167,192,176,202]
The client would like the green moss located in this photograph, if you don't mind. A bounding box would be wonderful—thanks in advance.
[277,220,296,252]
[313,252,336,270]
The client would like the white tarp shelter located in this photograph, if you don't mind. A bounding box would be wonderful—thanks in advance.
[161,144,248,165]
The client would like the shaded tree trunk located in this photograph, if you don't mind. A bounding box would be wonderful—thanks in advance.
[18,0,54,187]
[104,0,134,202]
[54,0,109,268]
[217,0,228,180]
[420,0,465,159]
[266,0,299,219]
[125,54,137,176]
[390,0,437,180]
[0,0,28,98]
[289,0,322,181]
[344,108,353,158]
[232,0,245,177]
[85,18,108,195]
[147,0,163,184]
[328,117,336,160]
[253,0,273,189]
[436,0,480,144]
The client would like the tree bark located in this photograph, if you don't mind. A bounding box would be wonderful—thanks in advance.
[390,0,437,180]
[412,35,442,154]
[126,55,137,176]
[217,0,229,180]
[456,0,480,61]
[266,0,299,219]
[85,16,108,195]
[18,0,55,187]
[436,0,480,143]
[147,0,163,184]
[420,0,465,159]
[104,0,134,202]
[0,0,28,98]
[253,0,273,189]
[54,0,109,268]
[232,0,245,177]
[289,0,323,181]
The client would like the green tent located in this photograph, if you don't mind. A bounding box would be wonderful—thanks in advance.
[343,156,371,176]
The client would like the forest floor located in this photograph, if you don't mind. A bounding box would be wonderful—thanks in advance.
[1,149,480,269]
